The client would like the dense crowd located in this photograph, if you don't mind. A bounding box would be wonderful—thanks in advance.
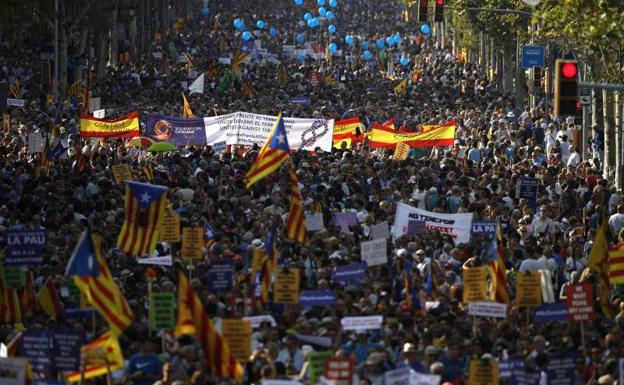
[0,0,621,385]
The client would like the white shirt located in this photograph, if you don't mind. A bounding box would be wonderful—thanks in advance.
[609,213,624,235]
[567,151,581,167]
[519,259,539,273]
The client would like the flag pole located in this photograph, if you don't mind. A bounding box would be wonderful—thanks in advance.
[105,358,113,385]
[148,278,153,338]
[78,355,86,385]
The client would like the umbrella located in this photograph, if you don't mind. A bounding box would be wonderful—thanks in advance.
[147,142,178,152]
[125,137,155,148]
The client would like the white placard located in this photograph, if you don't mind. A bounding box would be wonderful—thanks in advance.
[340,315,383,331]
[296,334,332,347]
[392,202,473,244]
[360,238,387,267]
[27,133,42,153]
[467,301,508,319]
[218,57,232,65]
[306,213,324,232]
[410,372,441,385]
[243,315,277,328]
[204,112,334,152]
[370,221,390,240]
[137,255,173,266]
[93,109,106,119]
[385,367,411,385]
[6,98,25,107]
[152,52,162,59]
[0,357,26,385]
[88,97,101,113]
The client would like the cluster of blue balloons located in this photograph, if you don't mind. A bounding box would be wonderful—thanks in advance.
[308,17,320,28]
[385,33,402,46]
[421,24,431,35]
[233,18,245,31]
[345,35,354,45]
[201,7,209,16]
[376,38,385,49]
[400,56,409,66]
[242,31,252,41]
[296,33,305,44]
[363,50,372,60]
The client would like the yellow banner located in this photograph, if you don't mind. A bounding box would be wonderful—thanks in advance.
[80,112,140,138]
[370,121,456,148]
[112,164,132,184]
[181,227,204,259]
[159,208,181,243]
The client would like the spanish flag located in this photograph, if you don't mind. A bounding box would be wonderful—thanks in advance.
[37,277,64,318]
[80,112,140,138]
[175,273,244,382]
[65,332,124,382]
[489,225,510,304]
[332,118,364,149]
[394,79,407,96]
[245,113,290,188]
[369,120,456,149]
[182,93,194,118]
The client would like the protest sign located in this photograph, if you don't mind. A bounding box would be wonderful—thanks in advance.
[20,331,52,373]
[360,238,387,267]
[411,372,441,385]
[333,263,367,284]
[467,302,507,318]
[462,267,487,303]
[471,221,497,235]
[51,331,82,371]
[533,302,568,323]
[334,212,358,233]
[221,319,252,363]
[7,98,25,107]
[308,351,334,385]
[1,264,24,288]
[112,164,132,184]
[370,221,390,240]
[299,290,336,307]
[27,133,42,153]
[145,113,207,146]
[546,353,575,385]
[243,315,277,328]
[516,272,542,307]
[181,227,204,259]
[306,213,325,232]
[0,358,26,385]
[274,269,300,304]
[566,283,594,322]
[385,367,410,385]
[159,209,181,243]
[207,259,234,292]
[137,255,173,266]
[340,315,383,331]
[468,359,499,385]
[517,177,539,209]
[149,292,175,330]
[393,203,473,243]
[296,335,332,348]
[5,229,46,266]
[392,142,410,160]
[324,357,354,385]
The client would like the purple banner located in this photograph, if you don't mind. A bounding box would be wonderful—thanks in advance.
[145,113,207,146]
[299,290,336,307]
[333,263,367,284]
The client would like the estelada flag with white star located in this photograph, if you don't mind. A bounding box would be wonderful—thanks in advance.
[245,113,290,188]
[117,181,168,256]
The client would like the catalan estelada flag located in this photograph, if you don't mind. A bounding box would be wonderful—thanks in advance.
[117,181,168,256]
[37,277,64,318]
[231,52,250,79]
[68,230,135,335]
[175,273,244,382]
[589,222,615,317]
[242,80,253,98]
[182,93,194,118]
[65,332,124,383]
[142,163,154,181]
[245,113,290,188]
[489,225,510,304]
[369,120,456,149]
[286,162,308,244]
[608,242,624,284]
[332,118,364,149]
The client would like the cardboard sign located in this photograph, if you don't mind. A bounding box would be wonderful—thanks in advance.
[149,292,175,329]
[181,227,204,259]
[51,331,82,371]
[273,269,300,304]
[306,213,324,232]
[112,164,132,184]
[370,221,390,240]
[462,267,488,303]
[360,238,387,267]
[340,315,383,331]
[221,319,252,363]
[5,229,46,266]
[0,358,26,385]
[566,283,595,322]
[206,259,233,292]
[2,113,10,133]
[308,351,333,385]
[324,357,354,385]
[333,212,358,233]
[27,133,43,153]
[392,142,410,160]
[516,272,542,307]
[333,263,367,284]
[1,265,24,288]
[20,331,52,373]
[159,209,181,243]
[468,359,499,385]
[467,302,507,319]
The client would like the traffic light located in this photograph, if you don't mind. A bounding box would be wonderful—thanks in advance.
[554,59,578,116]
[434,0,444,22]
[418,0,429,22]
[533,67,542,89]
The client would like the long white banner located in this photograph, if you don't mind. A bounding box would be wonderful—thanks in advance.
[204,112,334,152]
[392,202,473,244]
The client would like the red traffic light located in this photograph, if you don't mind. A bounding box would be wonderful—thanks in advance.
[562,63,577,79]
[437,0,444,5]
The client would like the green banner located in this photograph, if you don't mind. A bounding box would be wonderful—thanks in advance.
[0,260,24,288]
[149,292,175,330]
[308,351,333,385]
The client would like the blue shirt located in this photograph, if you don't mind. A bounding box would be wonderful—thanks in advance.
[127,353,161,385]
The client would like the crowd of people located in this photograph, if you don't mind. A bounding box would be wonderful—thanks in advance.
[0,0,621,385]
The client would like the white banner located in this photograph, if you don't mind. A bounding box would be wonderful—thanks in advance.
[204,112,334,152]
[137,255,173,266]
[341,315,383,331]
[361,238,387,267]
[243,315,277,328]
[410,372,441,385]
[467,301,508,318]
[385,368,411,385]
[392,202,473,244]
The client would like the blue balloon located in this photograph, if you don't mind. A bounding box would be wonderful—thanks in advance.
[326,11,335,20]
[345,35,354,45]
[295,0,303,4]
[400,56,409,66]
[328,24,336,34]
[386,36,394,46]
[242,31,252,41]
[328,43,337,52]
[304,12,312,21]
[233,18,243,30]
[308,17,319,28]
[201,7,209,16]
[329,0,337,7]
[270,27,278,37]
[393,34,401,45]
[363,50,372,60]
[318,0,326,5]
[318,7,327,16]
[361,41,369,50]
[297,54,306,62]
[376,39,385,49]
[421,24,431,35]
[296,33,305,44]
[256,20,265,29]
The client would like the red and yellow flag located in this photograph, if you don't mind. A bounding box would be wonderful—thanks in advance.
[80,112,140,138]
[608,242,624,284]
[332,118,364,149]
[369,120,456,149]
[65,332,124,382]
[489,225,510,304]
[37,277,64,318]
[287,162,308,245]
[182,94,194,118]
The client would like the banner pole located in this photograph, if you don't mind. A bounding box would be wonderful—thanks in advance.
[580,321,586,355]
